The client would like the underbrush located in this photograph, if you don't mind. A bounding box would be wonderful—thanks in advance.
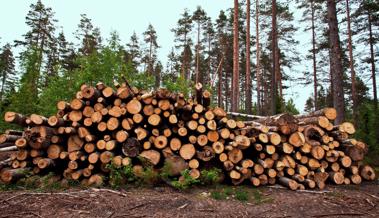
[209,185,274,204]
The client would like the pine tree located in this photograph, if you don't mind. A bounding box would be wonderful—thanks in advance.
[327,0,346,124]
[353,0,379,112]
[297,0,324,110]
[255,0,262,115]
[202,17,215,86]
[75,14,102,56]
[215,10,229,108]
[126,32,141,69]
[143,24,159,76]
[245,0,252,114]
[57,31,77,72]
[0,44,16,101]
[231,0,240,112]
[345,0,358,122]
[14,0,57,87]
[192,6,208,84]
[172,9,193,79]
[271,0,278,115]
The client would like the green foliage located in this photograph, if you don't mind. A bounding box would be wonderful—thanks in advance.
[8,46,40,115]
[106,162,136,188]
[210,190,227,200]
[235,189,249,202]
[140,166,160,186]
[200,168,221,185]
[159,161,173,181]
[284,98,299,115]
[171,169,200,190]
[163,76,192,97]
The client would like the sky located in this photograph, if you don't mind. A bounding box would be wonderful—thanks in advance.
[0,0,312,111]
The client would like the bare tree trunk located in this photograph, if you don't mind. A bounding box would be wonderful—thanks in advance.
[148,39,152,76]
[231,0,240,112]
[196,23,200,84]
[256,0,261,115]
[246,0,252,114]
[346,0,357,123]
[181,33,187,79]
[311,0,318,110]
[327,0,345,124]
[367,11,379,144]
[368,12,378,111]
[271,0,278,115]
[208,33,212,86]
[218,57,223,107]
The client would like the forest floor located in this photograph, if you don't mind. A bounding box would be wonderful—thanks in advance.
[0,182,379,218]
[1,151,379,218]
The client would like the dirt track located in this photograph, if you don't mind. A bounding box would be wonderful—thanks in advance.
[0,182,378,218]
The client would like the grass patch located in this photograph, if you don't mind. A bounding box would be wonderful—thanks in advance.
[208,186,273,204]
[235,189,249,202]
[171,169,200,190]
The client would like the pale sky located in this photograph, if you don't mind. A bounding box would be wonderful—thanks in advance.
[0,0,313,111]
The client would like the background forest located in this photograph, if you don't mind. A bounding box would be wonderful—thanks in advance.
[0,0,378,156]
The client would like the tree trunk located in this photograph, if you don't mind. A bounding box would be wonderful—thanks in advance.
[271,0,278,115]
[311,0,318,110]
[346,0,357,123]
[218,56,223,107]
[368,12,377,111]
[368,11,379,144]
[196,22,201,84]
[231,0,240,112]
[245,0,252,114]
[327,0,345,124]
[256,0,261,115]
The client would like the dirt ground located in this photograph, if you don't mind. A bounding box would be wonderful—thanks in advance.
[0,182,378,218]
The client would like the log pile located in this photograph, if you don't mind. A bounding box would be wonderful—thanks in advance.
[0,81,376,190]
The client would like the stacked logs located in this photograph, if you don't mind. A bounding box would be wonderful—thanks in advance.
[0,81,376,190]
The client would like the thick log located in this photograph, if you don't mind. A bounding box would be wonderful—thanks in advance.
[4,112,27,125]
[1,168,30,183]
[0,134,21,144]
[154,136,168,149]
[126,99,142,114]
[122,138,141,157]
[228,148,243,164]
[0,146,17,152]
[329,172,344,185]
[196,146,215,161]
[139,150,161,165]
[279,177,298,190]
[288,132,305,147]
[360,165,376,181]
[295,108,337,120]
[179,144,196,160]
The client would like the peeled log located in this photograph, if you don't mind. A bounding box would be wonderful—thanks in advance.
[279,177,298,190]
[295,108,337,121]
